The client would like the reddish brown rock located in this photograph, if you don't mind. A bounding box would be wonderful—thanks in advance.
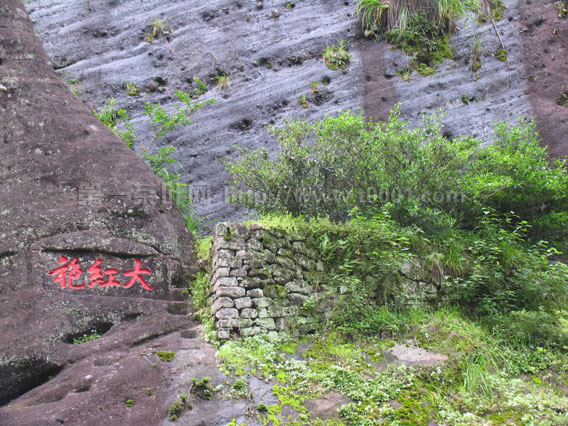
[519,0,568,158]
[0,0,194,419]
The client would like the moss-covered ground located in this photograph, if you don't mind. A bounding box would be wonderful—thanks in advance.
[214,307,568,425]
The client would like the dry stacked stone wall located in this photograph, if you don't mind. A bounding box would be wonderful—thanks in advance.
[210,223,324,340]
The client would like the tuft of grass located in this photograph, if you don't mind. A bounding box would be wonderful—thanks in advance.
[496,47,507,61]
[469,35,483,73]
[126,82,140,96]
[298,94,309,108]
[168,394,191,421]
[124,399,135,408]
[322,40,352,70]
[215,74,231,90]
[73,333,101,344]
[65,78,82,96]
[557,92,568,107]
[155,351,176,362]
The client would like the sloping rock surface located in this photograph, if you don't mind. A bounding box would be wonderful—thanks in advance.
[0,0,196,420]
[24,0,567,223]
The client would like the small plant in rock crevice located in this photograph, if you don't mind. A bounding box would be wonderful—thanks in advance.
[322,40,352,70]
[298,94,309,108]
[496,47,507,61]
[73,333,100,344]
[168,394,191,421]
[215,74,231,90]
[145,18,171,43]
[557,91,568,107]
[126,81,140,96]
[469,35,483,73]
[190,377,214,400]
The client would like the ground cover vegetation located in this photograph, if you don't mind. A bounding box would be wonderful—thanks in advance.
[212,105,568,424]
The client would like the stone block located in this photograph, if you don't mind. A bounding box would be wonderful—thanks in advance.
[216,286,246,298]
[231,268,248,278]
[211,267,230,283]
[234,297,252,310]
[215,308,239,319]
[275,256,295,269]
[252,297,270,308]
[287,293,309,306]
[217,318,253,328]
[247,288,263,298]
[285,280,312,295]
[240,327,262,337]
[217,329,231,339]
[268,306,288,317]
[240,308,258,319]
[246,238,263,251]
[211,297,234,314]
[255,318,276,330]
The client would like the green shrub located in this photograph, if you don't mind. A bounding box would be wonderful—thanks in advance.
[466,120,568,236]
[225,106,478,224]
[491,309,568,348]
[226,107,568,236]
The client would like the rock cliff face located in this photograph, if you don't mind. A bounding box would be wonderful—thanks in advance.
[0,0,196,421]
[24,0,568,223]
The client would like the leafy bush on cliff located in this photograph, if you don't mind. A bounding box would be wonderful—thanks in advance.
[226,107,568,242]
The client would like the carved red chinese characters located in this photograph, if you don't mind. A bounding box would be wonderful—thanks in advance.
[48,256,153,291]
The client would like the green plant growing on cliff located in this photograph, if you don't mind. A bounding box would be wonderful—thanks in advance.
[322,40,352,70]
[73,332,100,344]
[65,78,82,97]
[557,1,568,18]
[469,35,483,72]
[496,47,507,61]
[356,0,476,39]
[145,18,171,43]
[91,98,135,148]
[126,81,141,96]
[92,83,214,234]
[215,74,231,89]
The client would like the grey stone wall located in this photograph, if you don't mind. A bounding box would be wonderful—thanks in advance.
[210,223,324,340]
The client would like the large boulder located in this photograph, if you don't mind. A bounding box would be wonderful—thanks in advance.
[0,0,194,415]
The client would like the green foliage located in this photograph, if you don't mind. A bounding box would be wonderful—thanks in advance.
[156,351,176,362]
[225,106,477,224]
[124,399,135,407]
[557,92,568,107]
[215,74,231,89]
[65,78,82,96]
[91,98,135,148]
[190,377,214,400]
[557,1,568,18]
[143,87,214,142]
[168,394,191,421]
[187,271,210,312]
[297,94,309,108]
[126,81,140,96]
[357,0,476,39]
[145,18,171,43]
[322,40,352,70]
[92,85,214,235]
[226,108,568,237]
[469,35,483,72]
[72,333,101,344]
[467,120,568,229]
[495,47,507,61]
[216,308,568,425]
